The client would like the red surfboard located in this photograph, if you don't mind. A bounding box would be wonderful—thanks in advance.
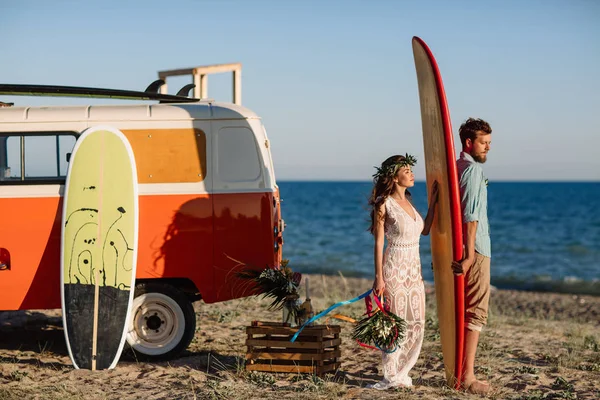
[412,36,465,388]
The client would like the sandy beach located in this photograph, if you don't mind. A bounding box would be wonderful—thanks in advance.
[1,274,599,400]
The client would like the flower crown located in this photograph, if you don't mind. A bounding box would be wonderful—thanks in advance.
[372,154,417,181]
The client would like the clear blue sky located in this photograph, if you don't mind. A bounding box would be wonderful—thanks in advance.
[1,0,599,181]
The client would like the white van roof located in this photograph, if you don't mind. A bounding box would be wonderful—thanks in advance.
[0,101,260,123]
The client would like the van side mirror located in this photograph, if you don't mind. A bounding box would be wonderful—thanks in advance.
[66,153,71,162]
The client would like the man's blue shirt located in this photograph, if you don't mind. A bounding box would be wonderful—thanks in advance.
[457,151,491,258]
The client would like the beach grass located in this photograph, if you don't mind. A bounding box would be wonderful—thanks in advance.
[0,274,599,399]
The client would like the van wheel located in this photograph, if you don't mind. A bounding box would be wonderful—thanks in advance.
[126,282,196,360]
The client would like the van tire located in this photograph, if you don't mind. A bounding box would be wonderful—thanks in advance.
[126,282,196,361]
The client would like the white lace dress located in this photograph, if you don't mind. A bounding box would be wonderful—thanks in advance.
[372,196,425,389]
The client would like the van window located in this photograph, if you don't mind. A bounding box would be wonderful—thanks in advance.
[0,133,76,183]
[217,127,261,182]
[122,128,207,184]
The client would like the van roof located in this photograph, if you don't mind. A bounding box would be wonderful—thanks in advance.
[0,101,260,123]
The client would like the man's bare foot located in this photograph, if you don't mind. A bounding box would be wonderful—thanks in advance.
[463,379,491,395]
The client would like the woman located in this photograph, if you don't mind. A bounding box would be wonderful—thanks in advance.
[367,154,438,390]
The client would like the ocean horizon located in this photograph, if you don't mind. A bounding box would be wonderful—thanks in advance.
[277,181,600,296]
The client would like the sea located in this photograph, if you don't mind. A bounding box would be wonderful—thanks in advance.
[278,181,600,296]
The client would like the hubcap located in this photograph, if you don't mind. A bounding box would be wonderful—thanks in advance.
[126,291,186,356]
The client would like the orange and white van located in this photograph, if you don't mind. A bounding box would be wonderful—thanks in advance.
[0,86,284,358]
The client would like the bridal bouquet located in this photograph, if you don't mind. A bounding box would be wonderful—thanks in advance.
[352,295,407,352]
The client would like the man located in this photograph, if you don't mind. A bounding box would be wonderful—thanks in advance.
[452,118,492,395]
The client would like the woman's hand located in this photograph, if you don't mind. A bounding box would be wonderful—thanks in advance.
[422,180,440,236]
[373,276,385,297]
[429,180,439,207]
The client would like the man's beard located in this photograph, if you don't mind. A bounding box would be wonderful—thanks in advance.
[471,151,487,164]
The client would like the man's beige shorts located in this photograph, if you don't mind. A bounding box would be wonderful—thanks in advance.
[465,252,491,332]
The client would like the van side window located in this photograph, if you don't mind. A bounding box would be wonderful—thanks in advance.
[0,133,76,183]
[217,127,261,182]
[121,128,207,184]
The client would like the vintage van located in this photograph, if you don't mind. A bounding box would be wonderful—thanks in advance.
[0,84,284,359]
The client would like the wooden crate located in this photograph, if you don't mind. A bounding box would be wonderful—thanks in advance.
[245,322,341,376]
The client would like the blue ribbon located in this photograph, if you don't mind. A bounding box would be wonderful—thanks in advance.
[290,289,373,342]
[375,343,399,354]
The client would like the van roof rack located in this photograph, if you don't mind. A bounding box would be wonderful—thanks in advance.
[0,84,200,103]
